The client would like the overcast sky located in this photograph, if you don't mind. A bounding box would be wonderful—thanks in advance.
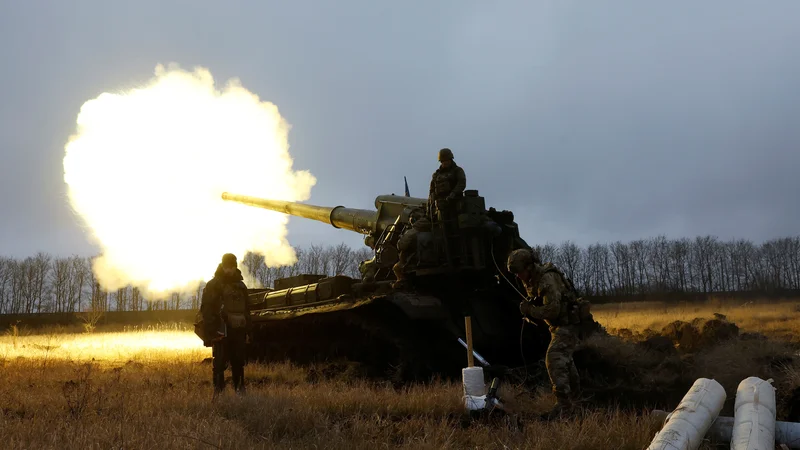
[1,1,799,259]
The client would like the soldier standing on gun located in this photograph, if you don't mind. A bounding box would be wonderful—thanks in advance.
[428,148,466,225]
[506,248,593,419]
[200,253,251,397]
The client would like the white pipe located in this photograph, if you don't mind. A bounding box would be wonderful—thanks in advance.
[732,377,776,450]
[652,410,800,449]
[457,338,490,366]
[647,378,727,450]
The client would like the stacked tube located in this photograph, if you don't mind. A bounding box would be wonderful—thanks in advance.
[731,377,776,450]
[647,378,727,450]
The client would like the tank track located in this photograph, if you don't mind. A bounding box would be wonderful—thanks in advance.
[245,299,467,383]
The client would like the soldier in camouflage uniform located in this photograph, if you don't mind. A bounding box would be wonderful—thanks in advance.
[392,207,431,289]
[507,248,592,417]
[359,256,378,283]
[200,253,252,397]
[428,148,466,223]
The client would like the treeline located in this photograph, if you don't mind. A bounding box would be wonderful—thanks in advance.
[0,235,798,315]
[240,243,373,290]
[536,235,800,296]
[0,244,373,315]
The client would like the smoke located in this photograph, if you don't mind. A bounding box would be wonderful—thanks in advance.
[63,63,316,297]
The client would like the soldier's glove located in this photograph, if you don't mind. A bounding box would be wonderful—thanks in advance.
[519,301,535,317]
[208,333,225,346]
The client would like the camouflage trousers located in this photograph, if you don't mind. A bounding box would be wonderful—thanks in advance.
[212,328,247,393]
[392,252,410,281]
[546,325,581,400]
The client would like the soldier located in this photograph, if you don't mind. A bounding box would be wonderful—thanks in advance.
[392,207,431,289]
[428,148,466,223]
[358,256,378,283]
[200,253,251,397]
[506,248,592,418]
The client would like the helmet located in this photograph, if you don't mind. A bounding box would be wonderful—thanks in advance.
[408,206,425,223]
[221,253,237,268]
[438,148,454,161]
[506,248,540,274]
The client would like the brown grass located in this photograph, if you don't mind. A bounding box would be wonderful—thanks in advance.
[594,298,800,342]
[2,299,800,449]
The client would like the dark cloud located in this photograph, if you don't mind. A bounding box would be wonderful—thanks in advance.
[1,0,799,259]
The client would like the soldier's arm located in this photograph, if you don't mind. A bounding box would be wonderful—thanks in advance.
[200,281,217,315]
[199,281,221,331]
[428,176,436,213]
[397,228,416,251]
[522,273,563,321]
[452,167,466,195]
[243,284,252,329]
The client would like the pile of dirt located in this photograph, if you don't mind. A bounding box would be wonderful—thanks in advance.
[612,313,745,352]
[569,314,798,418]
[572,333,690,411]
[659,314,740,352]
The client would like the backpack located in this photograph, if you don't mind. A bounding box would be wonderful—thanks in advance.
[541,263,592,325]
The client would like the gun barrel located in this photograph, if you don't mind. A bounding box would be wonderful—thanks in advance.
[221,192,378,234]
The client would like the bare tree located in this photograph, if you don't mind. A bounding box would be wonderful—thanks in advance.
[32,252,52,312]
[348,247,373,279]
[692,236,716,293]
[241,252,263,284]
[114,287,129,311]
[668,238,690,292]
[51,257,71,313]
[298,244,328,275]
[68,256,88,313]
[558,241,582,282]
[786,237,800,289]
[171,292,181,310]
[584,243,609,295]
[329,242,352,276]
[537,243,558,265]
[130,287,141,311]
[609,241,632,295]
[0,257,12,314]
[193,283,204,309]
[647,236,670,292]
[9,259,24,313]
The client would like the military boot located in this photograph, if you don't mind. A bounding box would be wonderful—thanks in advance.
[212,371,225,400]
[391,279,410,290]
[232,368,246,396]
[569,378,582,403]
[542,392,574,421]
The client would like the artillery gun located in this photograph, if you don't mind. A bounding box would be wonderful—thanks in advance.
[217,190,553,381]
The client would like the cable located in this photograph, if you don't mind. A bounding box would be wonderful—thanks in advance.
[490,240,532,382]
[520,320,528,382]
[489,240,530,302]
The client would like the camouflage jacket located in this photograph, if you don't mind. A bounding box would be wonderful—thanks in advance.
[428,163,466,202]
[518,263,579,327]
[200,265,251,334]
[397,217,431,252]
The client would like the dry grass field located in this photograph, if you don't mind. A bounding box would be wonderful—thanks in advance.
[1,298,799,449]
[593,297,800,342]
